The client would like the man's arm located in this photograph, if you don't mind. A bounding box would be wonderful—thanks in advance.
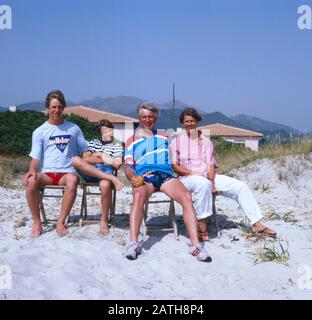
[76,127,88,154]
[172,163,192,176]
[124,166,142,187]
[82,151,103,164]
[23,159,40,186]
[100,154,122,170]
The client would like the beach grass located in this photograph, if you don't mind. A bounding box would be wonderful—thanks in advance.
[215,137,312,173]
[252,241,290,266]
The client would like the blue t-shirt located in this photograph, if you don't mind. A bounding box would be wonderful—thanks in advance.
[29,120,88,173]
[124,130,173,176]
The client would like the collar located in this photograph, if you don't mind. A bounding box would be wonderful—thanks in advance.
[101,138,113,145]
[184,129,203,141]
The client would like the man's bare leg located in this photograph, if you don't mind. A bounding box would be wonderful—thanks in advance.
[130,184,154,242]
[56,173,78,236]
[197,218,209,241]
[72,157,124,190]
[160,179,199,245]
[99,180,112,236]
[25,173,54,237]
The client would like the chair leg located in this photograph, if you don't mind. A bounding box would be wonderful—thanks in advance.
[39,188,48,225]
[169,200,179,239]
[79,186,86,227]
[142,202,148,237]
[109,188,116,226]
[212,193,221,238]
[84,187,88,219]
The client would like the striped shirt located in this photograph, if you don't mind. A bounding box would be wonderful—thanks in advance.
[87,138,123,158]
[124,130,173,176]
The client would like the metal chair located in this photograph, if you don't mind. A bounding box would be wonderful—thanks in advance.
[141,193,179,238]
[79,171,117,227]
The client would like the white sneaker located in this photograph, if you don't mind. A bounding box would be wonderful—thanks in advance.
[125,241,142,260]
[189,243,212,262]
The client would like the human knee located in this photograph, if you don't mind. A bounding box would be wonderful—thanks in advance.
[66,175,78,191]
[181,190,193,206]
[197,178,212,191]
[71,156,82,169]
[238,180,249,191]
[100,180,111,193]
[26,177,40,191]
[132,188,148,204]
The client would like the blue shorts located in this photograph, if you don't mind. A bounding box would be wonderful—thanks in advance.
[143,171,175,191]
[78,163,114,183]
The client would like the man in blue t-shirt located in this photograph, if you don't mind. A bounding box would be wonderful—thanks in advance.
[23,90,122,238]
[123,102,212,262]
[23,90,87,237]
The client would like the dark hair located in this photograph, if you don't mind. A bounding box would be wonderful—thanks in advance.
[137,101,159,119]
[179,107,202,123]
[45,90,66,109]
[97,119,114,135]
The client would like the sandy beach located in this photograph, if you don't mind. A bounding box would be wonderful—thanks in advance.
[0,154,312,300]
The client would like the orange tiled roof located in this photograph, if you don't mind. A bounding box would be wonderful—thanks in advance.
[198,123,263,137]
[62,105,139,123]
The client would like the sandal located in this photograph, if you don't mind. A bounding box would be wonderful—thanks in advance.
[252,227,277,238]
[198,230,209,242]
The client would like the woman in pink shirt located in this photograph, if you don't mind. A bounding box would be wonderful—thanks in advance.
[170,107,277,240]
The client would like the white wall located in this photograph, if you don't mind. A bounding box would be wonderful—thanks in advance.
[223,136,260,152]
[245,139,260,152]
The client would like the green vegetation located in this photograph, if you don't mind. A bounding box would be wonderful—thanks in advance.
[252,241,290,266]
[266,208,297,223]
[0,110,98,156]
[212,136,312,173]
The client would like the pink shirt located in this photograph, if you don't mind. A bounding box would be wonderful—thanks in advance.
[169,130,217,179]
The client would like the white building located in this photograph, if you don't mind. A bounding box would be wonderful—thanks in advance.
[198,123,263,152]
[61,105,139,143]
[8,106,17,112]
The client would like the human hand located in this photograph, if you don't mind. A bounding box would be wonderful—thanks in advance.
[211,183,217,195]
[23,170,37,186]
[130,175,144,187]
[101,154,113,165]
[190,171,202,176]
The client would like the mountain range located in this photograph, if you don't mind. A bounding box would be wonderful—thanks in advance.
[1,96,306,140]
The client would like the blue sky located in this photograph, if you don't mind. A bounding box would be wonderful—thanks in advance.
[1,0,312,131]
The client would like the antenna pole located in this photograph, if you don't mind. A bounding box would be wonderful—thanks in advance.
[172,81,176,130]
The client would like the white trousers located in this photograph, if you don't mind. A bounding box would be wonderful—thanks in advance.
[181,174,263,225]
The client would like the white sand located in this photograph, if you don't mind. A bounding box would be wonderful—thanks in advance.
[0,154,312,300]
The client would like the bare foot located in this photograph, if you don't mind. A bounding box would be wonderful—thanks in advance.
[99,219,109,236]
[30,225,43,238]
[112,177,124,191]
[56,222,69,236]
